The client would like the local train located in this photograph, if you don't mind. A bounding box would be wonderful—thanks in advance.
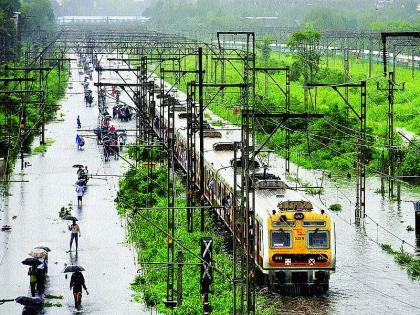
[145,77,337,293]
[103,59,336,293]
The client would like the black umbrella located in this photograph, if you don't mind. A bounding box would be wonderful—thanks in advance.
[64,265,85,273]
[72,164,84,168]
[62,215,78,221]
[15,296,42,307]
[21,258,42,266]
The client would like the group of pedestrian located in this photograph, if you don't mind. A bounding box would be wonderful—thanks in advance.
[112,105,132,122]
[68,60,91,311]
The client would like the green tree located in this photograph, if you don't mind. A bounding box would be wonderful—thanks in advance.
[258,36,272,64]
[0,0,20,61]
[288,28,321,84]
[288,28,321,109]
[401,141,420,185]
[20,0,55,35]
[0,0,20,16]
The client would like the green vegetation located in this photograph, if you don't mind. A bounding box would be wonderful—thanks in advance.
[58,206,71,218]
[117,161,274,314]
[328,204,343,212]
[288,28,321,86]
[20,0,55,36]
[32,137,54,155]
[43,301,63,307]
[0,0,64,175]
[381,244,420,280]
[0,66,68,173]
[0,0,20,61]
[152,34,419,185]
[45,294,64,300]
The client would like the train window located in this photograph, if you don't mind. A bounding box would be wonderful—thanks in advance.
[271,230,291,248]
[273,220,295,227]
[307,230,329,249]
[302,221,326,227]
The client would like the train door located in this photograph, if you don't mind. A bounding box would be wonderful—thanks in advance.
[256,220,263,267]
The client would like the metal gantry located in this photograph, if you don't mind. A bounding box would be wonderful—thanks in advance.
[379,32,420,199]
[24,25,418,314]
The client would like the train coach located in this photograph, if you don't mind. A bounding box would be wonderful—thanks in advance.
[149,80,336,294]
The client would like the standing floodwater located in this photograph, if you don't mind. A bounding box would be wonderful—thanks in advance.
[0,59,148,314]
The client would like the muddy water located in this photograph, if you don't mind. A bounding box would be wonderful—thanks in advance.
[254,152,420,314]
[203,109,420,313]
[0,59,150,314]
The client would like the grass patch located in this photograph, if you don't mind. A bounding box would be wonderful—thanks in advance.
[45,294,64,300]
[55,112,65,122]
[58,206,72,218]
[328,203,342,212]
[32,138,54,155]
[381,243,420,279]
[44,301,63,307]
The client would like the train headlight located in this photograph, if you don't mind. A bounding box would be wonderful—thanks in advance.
[294,212,304,220]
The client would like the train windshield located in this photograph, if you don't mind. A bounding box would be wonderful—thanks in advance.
[271,230,291,248]
[307,230,329,249]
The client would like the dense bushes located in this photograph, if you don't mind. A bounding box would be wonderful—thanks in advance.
[0,66,67,172]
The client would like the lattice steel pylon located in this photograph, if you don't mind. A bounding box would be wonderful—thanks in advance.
[186,81,197,232]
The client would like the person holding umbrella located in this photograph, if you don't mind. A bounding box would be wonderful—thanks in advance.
[69,219,81,252]
[69,268,89,311]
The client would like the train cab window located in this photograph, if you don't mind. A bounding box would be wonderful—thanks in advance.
[271,230,291,248]
[307,230,329,249]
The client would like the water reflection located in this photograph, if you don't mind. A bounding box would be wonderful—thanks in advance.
[69,251,79,265]
[266,292,334,315]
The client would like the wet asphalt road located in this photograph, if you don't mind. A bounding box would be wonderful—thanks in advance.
[0,60,149,314]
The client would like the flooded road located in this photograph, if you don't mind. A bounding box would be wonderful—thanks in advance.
[0,59,149,314]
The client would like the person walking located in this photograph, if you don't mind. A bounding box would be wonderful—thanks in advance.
[76,134,82,150]
[28,266,37,297]
[69,219,81,252]
[76,183,84,207]
[70,270,89,311]
[77,116,81,129]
